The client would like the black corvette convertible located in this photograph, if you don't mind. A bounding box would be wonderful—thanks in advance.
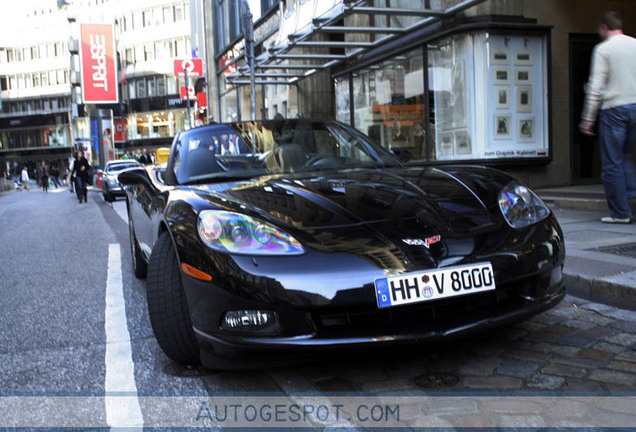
[119,119,565,369]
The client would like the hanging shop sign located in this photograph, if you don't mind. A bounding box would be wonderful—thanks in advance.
[174,59,203,78]
[79,23,118,104]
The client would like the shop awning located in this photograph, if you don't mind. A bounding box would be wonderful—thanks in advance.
[225,0,487,86]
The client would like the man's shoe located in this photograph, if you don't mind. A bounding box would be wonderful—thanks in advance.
[601,216,632,224]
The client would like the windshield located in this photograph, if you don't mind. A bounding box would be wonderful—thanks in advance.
[106,162,140,173]
[173,120,400,185]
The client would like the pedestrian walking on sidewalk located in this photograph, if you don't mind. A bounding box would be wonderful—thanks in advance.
[38,161,49,193]
[580,11,636,224]
[19,165,30,191]
[50,165,60,188]
[71,150,90,203]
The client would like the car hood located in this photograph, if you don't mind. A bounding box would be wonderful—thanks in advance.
[192,166,511,234]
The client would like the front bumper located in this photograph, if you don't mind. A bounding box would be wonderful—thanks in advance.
[184,264,565,369]
[179,216,566,368]
[104,182,125,195]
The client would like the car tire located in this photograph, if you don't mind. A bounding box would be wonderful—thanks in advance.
[128,207,148,279]
[146,231,201,366]
[103,185,114,202]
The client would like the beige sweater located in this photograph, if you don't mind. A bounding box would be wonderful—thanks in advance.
[581,34,636,121]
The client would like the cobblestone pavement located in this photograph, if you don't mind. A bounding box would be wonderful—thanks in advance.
[285,295,636,393]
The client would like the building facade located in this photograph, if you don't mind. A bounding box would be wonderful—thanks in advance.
[208,0,636,188]
[0,0,194,177]
[0,6,73,178]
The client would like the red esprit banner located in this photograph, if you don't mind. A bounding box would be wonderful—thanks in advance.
[79,23,118,103]
[174,59,203,77]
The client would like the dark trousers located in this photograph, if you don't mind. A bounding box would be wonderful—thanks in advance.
[598,103,636,219]
[75,177,87,201]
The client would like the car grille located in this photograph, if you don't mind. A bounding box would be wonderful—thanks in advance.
[311,274,553,338]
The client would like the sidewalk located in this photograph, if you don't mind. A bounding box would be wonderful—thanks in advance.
[538,184,636,310]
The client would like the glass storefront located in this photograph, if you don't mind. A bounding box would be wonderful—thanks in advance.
[127,109,188,140]
[351,49,426,159]
[336,28,550,164]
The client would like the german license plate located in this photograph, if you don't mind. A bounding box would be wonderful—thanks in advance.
[374,262,495,309]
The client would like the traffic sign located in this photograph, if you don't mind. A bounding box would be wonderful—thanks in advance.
[174,58,203,77]
[180,85,196,100]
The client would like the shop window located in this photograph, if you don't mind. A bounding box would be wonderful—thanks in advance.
[137,114,150,136]
[335,77,350,124]
[429,31,548,161]
[351,48,425,159]
[338,29,549,164]
[428,34,474,161]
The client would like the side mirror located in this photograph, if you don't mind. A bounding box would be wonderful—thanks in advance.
[118,167,152,186]
[391,148,413,163]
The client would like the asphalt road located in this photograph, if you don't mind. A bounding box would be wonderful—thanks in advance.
[1,184,635,429]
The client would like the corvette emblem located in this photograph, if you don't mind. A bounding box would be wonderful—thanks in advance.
[402,235,441,248]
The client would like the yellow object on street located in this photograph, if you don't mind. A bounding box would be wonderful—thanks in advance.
[155,147,170,164]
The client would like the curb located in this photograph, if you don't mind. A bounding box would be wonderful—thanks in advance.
[541,197,608,212]
[564,273,636,311]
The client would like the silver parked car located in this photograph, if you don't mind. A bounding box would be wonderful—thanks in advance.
[101,159,142,202]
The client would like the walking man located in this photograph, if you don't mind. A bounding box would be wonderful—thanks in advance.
[19,165,30,191]
[580,11,636,224]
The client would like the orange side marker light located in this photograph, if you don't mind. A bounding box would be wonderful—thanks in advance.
[181,263,213,282]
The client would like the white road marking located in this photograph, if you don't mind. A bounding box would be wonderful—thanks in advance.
[105,243,143,428]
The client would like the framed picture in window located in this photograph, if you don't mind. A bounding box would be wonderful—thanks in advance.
[495,86,510,109]
[514,50,533,66]
[455,130,471,155]
[515,68,532,85]
[493,68,510,85]
[439,132,454,156]
[518,117,535,142]
[490,49,510,65]
[494,114,511,140]
[516,87,532,113]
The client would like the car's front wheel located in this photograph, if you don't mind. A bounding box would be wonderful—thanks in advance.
[146,231,201,366]
[103,185,114,202]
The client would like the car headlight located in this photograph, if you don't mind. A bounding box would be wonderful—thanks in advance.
[197,210,305,255]
[499,182,550,229]
[107,174,119,184]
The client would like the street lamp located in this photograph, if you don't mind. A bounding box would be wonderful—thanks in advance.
[240,0,256,121]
